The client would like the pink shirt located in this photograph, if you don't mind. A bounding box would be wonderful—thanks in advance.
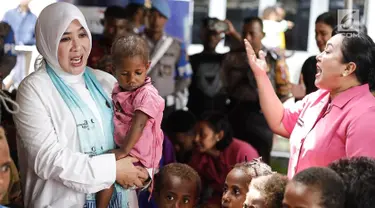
[189,139,259,205]
[282,84,375,178]
[112,77,165,168]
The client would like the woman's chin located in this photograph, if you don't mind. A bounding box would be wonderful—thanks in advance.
[66,66,85,75]
[314,77,323,88]
[315,81,330,91]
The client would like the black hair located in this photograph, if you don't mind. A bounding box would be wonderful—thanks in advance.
[111,34,149,68]
[251,173,288,208]
[165,110,196,136]
[199,111,233,151]
[234,157,273,181]
[154,163,201,198]
[329,30,375,89]
[329,157,375,208]
[125,3,145,19]
[292,167,345,208]
[104,5,128,19]
[243,16,264,29]
[315,11,337,29]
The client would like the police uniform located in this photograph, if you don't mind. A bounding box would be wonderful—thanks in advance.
[142,33,192,121]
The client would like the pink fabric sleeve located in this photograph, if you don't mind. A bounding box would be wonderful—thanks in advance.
[346,107,375,157]
[282,96,309,135]
[133,87,162,119]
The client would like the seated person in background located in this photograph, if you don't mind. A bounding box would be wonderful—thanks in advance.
[88,5,130,74]
[329,157,375,208]
[188,17,227,117]
[189,112,259,207]
[96,35,165,208]
[165,110,196,163]
[283,167,345,208]
[154,163,201,208]
[244,173,288,208]
[222,158,273,208]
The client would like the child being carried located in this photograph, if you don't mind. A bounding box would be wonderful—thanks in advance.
[96,34,165,208]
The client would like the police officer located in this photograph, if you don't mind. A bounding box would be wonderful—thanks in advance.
[141,0,192,126]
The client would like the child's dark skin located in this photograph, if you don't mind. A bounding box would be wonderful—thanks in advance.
[155,174,199,208]
[222,168,251,208]
[96,55,151,208]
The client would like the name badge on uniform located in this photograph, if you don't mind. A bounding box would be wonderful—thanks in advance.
[297,118,304,127]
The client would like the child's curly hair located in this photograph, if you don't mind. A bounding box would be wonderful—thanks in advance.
[250,173,288,208]
[111,34,149,69]
[154,163,202,198]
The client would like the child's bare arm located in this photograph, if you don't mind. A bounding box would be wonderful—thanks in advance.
[96,185,114,208]
[114,110,149,160]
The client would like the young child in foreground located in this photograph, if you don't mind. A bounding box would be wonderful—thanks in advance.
[329,157,375,208]
[244,173,288,208]
[154,163,201,208]
[222,158,273,208]
[96,34,165,207]
[282,167,345,208]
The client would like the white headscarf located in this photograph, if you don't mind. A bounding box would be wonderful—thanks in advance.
[35,2,92,72]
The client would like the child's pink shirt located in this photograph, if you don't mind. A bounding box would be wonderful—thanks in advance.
[112,77,165,168]
[282,84,375,178]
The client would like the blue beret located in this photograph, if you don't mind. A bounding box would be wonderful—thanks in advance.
[152,0,170,19]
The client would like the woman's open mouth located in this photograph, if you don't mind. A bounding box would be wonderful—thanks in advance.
[70,56,83,67]
[316,64,322,77]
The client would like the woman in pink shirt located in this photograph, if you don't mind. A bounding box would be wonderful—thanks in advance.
[189,112,259,207]
[244,30,375,178]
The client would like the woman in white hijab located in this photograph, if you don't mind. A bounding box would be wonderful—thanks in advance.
[13,2,149,207]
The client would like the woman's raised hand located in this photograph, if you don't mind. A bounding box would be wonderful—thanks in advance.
[244,39,269,77]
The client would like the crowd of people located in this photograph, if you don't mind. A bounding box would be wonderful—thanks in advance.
[1,0,375,207]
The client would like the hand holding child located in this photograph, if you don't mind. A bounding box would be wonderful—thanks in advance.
[110,149,129,161]
[115,156,147,188]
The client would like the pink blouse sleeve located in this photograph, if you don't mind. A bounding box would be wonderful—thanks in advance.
[133,87,163,119]
[346,107,375,157]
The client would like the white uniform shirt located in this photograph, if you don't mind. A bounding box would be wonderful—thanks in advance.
[14,67,117,208]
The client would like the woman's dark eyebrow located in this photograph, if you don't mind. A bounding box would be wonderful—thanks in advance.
[62,27,85,36]
[1,161,11,168]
